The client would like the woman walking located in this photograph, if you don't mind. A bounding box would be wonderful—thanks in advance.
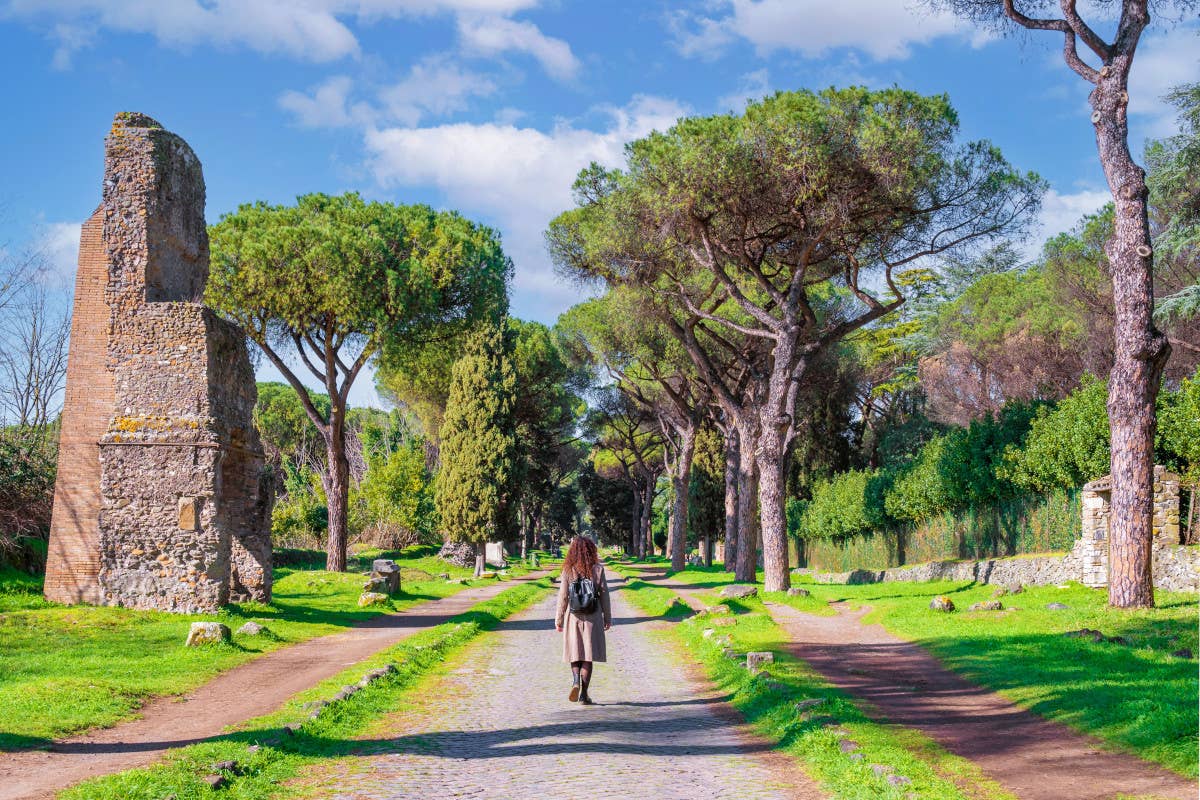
[554,536,612,704]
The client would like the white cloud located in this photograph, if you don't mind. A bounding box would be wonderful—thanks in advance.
[34,221,83,287]
[717,68,770,113]
[457,14,580,80]
[671,0,967,61]
[5,0,555,66]
[280,58,497,129]
[1028,187,1110,256]
[378,57,498,125]
[363,95,687,320]
[1128,26,1200,137]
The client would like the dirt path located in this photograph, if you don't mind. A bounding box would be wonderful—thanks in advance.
[649,567,1198,800]
[299,570,825,800]
[0,573,545,800]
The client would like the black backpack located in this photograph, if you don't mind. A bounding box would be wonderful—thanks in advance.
[567,572,599,615]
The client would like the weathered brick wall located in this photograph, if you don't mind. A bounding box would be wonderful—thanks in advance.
[46,112,271,613]
[44,208,112,605]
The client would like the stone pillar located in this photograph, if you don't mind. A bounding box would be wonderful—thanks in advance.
[1075,475,1112,588]
[45,112,272,613]
[1152,467,1181,547]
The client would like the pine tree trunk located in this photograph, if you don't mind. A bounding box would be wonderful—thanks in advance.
[630,481,643,558]
[323,422,349,572]
[734,431,758,583]
[641,480,655,559]
[669,429,696,572]
[723,428,739,572]
[756,429,791,592]
[1092,35,1170,609]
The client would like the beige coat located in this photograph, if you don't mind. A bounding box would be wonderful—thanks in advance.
[555,563,612,663]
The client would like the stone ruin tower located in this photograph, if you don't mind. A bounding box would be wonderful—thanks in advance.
[43,112,272,613]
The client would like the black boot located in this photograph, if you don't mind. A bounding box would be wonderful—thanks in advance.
[569,672,581,702]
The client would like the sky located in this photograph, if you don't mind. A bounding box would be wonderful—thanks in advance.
[0,0,1196,409]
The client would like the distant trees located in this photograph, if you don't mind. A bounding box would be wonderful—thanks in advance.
[925,0,1197,607]
[208,193,510,571]
[550,87,1042,590]
[435,325,518,577]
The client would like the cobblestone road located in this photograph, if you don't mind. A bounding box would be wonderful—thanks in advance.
[309,572,821,800]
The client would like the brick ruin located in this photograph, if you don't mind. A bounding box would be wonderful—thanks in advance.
[44,112,272,613]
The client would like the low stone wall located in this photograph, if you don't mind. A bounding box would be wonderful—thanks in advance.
[795,545,1198,593]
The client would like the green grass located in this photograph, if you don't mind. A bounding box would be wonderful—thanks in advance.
[58,577,554,800]
[0,546,535,750]
[617,576,1015,800]
[792,578,1200,777]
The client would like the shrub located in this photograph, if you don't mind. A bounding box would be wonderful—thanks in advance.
[1000,376,1110,492]
[1158,371,1200,484]
[885,434,956,522]
[353,438,437,547]
[797,469,885,539]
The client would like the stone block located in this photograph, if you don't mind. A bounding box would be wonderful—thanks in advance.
[720,584,758,599]
[745,651,774,673]
[358,592,390,607]
[186,621,231,646]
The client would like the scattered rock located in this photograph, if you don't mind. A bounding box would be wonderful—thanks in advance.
[849,752,864,762]
[871,764,894,777]
[1007,584,1024,594]
[710,617,737,627]
[204,774,227,789]
[185,622,231,647]
[990,587,1008,598]
[358,592,389,607]
[1064,628,1105,642]
[795,698,826,711]
[705,604,731,614]
[745,651,775,673]
[246,745,261,754]
[236,621,267,636]
[702,628,716,639]
[687,554,705,567]
[720,584,758,599]
[212,760,238,773]
[1045,602,1070,610]
[478,571,498,579]
[928,596,955,612]
[363,576,390,594]
[839,739,860,753]
[282,723,302,736]
[968,600,1003,612]
[722,647,738,659]
[787,587,810,597]
[436,572,450,580]
[437,540,476,569]
[1170,648,1192,659]
[887,775,912,786]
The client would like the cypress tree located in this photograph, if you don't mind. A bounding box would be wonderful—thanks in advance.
[436,323,518,576]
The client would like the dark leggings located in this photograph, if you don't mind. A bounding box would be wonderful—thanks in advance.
[571,660,593,695]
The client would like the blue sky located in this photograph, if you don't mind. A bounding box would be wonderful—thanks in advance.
[1,1,1196,408]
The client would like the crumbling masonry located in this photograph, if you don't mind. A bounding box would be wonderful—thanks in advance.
[44,112,272,613]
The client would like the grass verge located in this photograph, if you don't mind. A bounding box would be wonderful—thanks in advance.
[0,545,537,749]
[792,577,1199,777]
[57,576,554,800]
[618,575,1015,800]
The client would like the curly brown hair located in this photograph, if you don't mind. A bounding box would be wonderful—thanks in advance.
[561,536,599,581]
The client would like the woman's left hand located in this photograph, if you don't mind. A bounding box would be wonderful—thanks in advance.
[604,622,612,631]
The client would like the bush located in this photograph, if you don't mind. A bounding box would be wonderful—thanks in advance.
[353,438,437,547]
[885,434,956,522]
[1000,377,1111,492]
[941,401,1041,506]
[0,430,57,572]
[1158,371,1200,484]
[796,469,886,539]
[271,463,328,548]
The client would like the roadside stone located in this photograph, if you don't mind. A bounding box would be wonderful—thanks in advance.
[849,752,864,762]
[705,604,731,614]
[839,739,860,753]
[928,596,955,612]
[437,572,450,579]
[246,745,260,754]
[1171,648,1193,659]
[745,652,774,673]
[968,601,1003,612]
[185,622,231,647]
[795,698,826,711]
[212,760,238,773]
[1046,602,1070,610]
[710,617,736,627]
[888,775,913,786]
[371,559,402,594]
[204,774,227,789]
[363,576,390,593]
[702,628,716,638]
[991,586,1008,597]
[479,571,498,579]
[871,764,893,777]
[237,621,267,636]
[786,587,810,597]
[721,584,758,599]
[358,592,390,607]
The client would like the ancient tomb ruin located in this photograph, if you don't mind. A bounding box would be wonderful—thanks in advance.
[44,112,272,613]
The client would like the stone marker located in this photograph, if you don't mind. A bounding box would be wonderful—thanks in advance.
[237,621,267,636]
[929,596,955,612]
[795,698,826,711]
[358,592,389,607]
[43,112,271,613]
[1046,602,1070,610]
[186,621,231,646]
[370,559,401,594]
[745,651,774,673]
[705,604,731,614]
[968,600,1003,612]
[787,587,810,597]
[720,584,758,599]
